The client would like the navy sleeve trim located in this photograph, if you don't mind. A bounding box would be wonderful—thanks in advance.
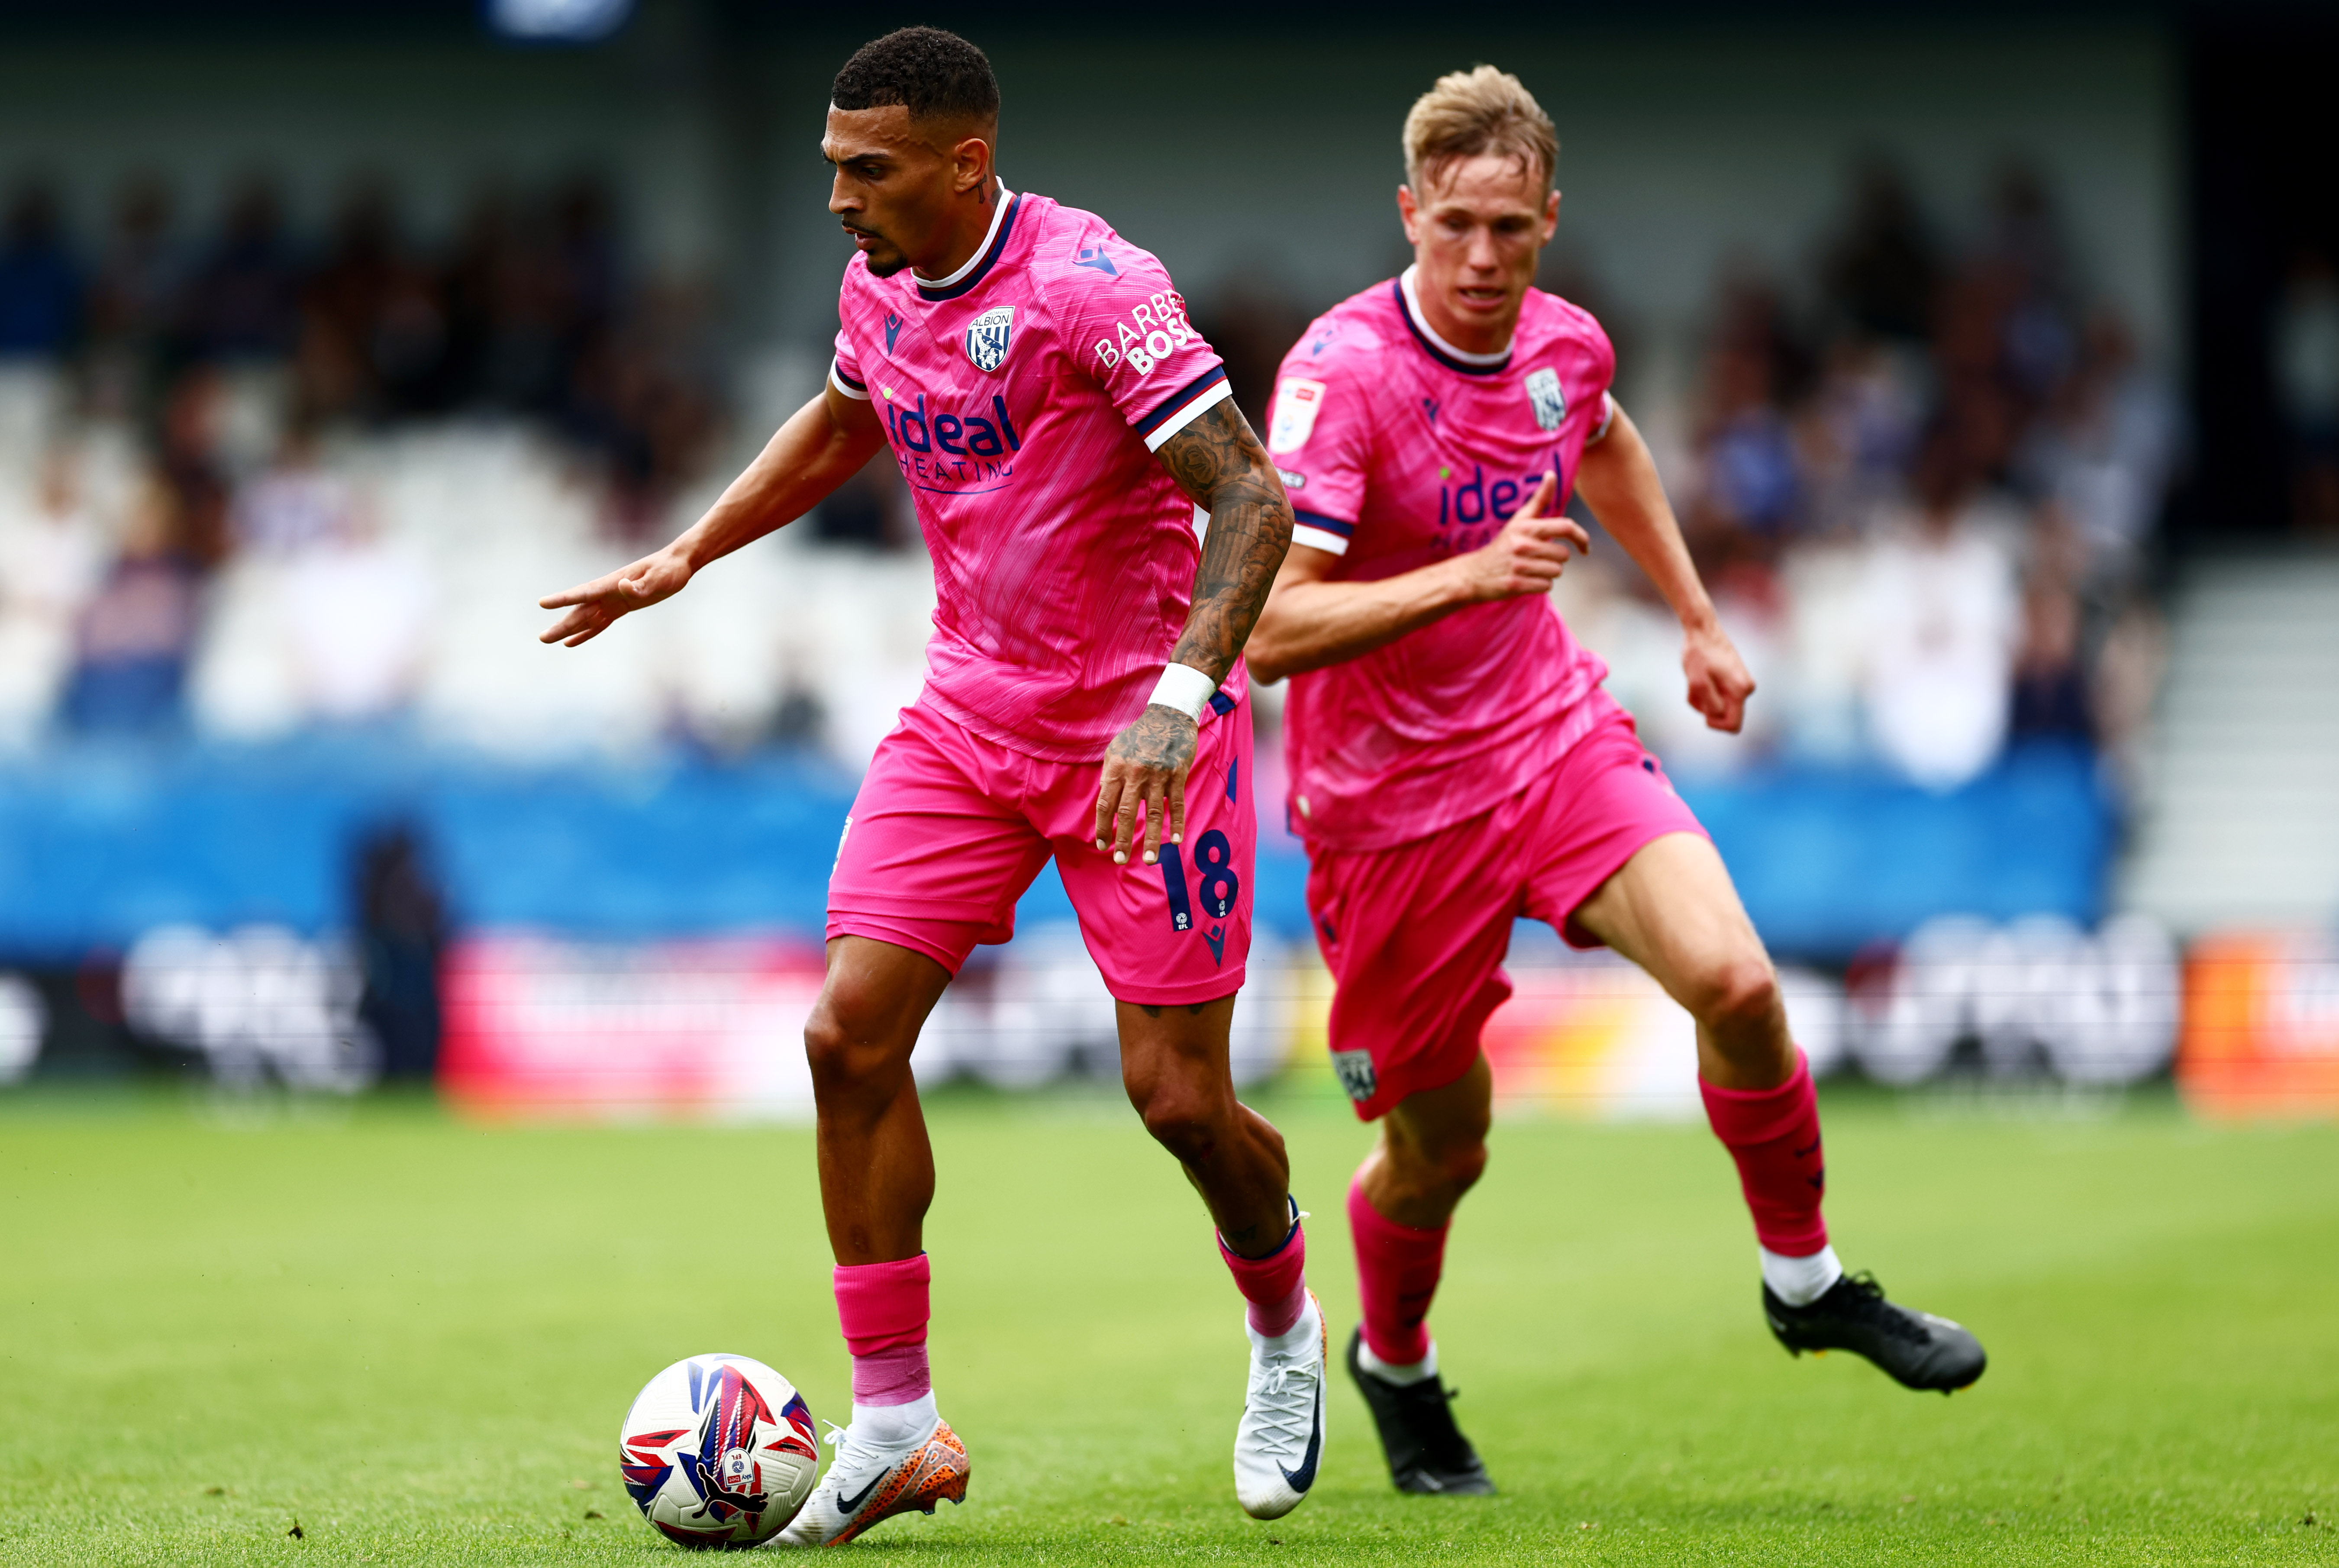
[1133,365,1231,440]
[1291,509,1356,538]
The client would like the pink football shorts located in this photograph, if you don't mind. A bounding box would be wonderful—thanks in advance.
[828,699,1254,1007]
[1305,699,1707,1120]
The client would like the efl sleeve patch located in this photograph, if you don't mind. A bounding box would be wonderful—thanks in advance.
[1267,377,1328,455]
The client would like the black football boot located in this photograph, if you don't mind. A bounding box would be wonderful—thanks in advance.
[1764,1271,1987,1393]
[1344,1328,1496,1496]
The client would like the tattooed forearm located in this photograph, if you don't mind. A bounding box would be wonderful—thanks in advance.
[1152,400,1295,684]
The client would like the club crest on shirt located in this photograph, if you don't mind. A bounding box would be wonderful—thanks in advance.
[964,306,1014,374]
[1268,377,1327,454]
[1526,367,1567,432]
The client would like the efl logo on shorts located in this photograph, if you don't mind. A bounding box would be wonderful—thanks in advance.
[1526,367,1567,432]
[1329,1048,1378,1104]
[1268,377,1327,454]
[965,306,1014,373]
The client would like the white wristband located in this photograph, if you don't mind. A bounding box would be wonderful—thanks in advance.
[1147,662,1218,721]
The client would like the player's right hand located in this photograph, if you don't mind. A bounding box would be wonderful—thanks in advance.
[1450,471,1591,603]
[538,545,694,647]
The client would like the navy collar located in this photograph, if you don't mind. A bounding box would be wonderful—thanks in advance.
[914,188,1021,303]
[1393,267,1513,377]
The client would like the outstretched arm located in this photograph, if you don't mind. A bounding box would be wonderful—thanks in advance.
[1571,403,1752,733]
[537,383,887,646]
[1245,471,1589,684]
[1091,399,1295,865]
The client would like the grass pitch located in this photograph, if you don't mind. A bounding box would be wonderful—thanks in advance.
[0,1084,2332,1565]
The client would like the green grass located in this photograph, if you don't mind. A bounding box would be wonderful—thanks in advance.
[0,1085,2333,1565]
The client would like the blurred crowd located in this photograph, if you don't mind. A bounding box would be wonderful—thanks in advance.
[0,158,2183,793]
[1200,160,2184,797]
[0,168,724,742]
[1596,159,2179,793]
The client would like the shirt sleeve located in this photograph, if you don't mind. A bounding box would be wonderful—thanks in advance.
[829,324,870,401]
[1577,308,1619,442]
[1263,350,1370,556]
[1586,389,1617,442]
[1064,243,1231,452]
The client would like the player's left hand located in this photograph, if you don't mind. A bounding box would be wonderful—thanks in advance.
[1095,704,1197,867]
[1683,619,1755,733]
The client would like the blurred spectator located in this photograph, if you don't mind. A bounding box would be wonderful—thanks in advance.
[2017,309,2179,590]
[353,822,448,1083]
[0,445,106,740]
[1820,157,1940,344]
[1688,267,1809,550]
[2009,573,2094,744]
[232,416,354,554]
[2272,245,2339,532]
[86,176,186,419]
[1859,425,2022,789]
[183,177,303,362]
[1978,159,2080,381]
[299,177,406,421]
[1794,336,1922,537]
[157,370,232,566]
[0,181,85,360]
[61,470,199,733]
[279,497,432,721]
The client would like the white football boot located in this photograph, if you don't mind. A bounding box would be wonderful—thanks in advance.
[772,1402,968,1547]
[1232,1289,1327,1520]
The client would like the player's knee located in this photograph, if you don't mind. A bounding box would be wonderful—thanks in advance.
[1696,951,1781,1039]
[1434,1136,1490,1197]
[802,995,903,1091]
[1136,1090,1218,1165]
[1387,1116,1489,1205]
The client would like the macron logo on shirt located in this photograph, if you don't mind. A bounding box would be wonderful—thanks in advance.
[1074,245,1118,277]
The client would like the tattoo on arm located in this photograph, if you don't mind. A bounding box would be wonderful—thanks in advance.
[1152,400,1295,685]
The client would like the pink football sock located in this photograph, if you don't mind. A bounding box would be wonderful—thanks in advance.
[833,1255,932,1407]
[1699,1050,1830,1256]
[1347,1174,1449,1367]
[1216,1202,1308,1337]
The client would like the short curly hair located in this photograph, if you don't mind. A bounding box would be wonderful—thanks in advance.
[832,27,1000,125]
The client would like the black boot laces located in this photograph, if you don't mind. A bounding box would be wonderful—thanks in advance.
[1826,1271,1929,1345]
[1391,1378,1475,1467]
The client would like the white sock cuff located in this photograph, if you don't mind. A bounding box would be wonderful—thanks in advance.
[1760,1243,1844,1308]
[1357,1339,1439,1386]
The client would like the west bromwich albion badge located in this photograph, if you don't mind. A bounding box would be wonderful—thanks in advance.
[965,306,1014,373]
[1526,367,1567,432]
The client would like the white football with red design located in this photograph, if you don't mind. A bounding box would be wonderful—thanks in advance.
[619,1353,820,1547]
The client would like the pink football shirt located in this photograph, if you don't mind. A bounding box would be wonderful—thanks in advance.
[1267,268,1619,851]
[829,188,1239,762]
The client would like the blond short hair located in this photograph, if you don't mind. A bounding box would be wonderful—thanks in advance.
[1402,65,1558,195]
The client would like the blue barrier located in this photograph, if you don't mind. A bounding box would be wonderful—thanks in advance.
[0,736,2108,963]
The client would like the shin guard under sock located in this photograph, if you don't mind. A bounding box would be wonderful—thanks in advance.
[1346,1174,1449,1368]
[1698,1050,1829,1257]
[833,1254,932,1407]
[1217,1199,1308,1337]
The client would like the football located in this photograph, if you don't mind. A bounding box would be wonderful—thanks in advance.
[618,1354,822,1547]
